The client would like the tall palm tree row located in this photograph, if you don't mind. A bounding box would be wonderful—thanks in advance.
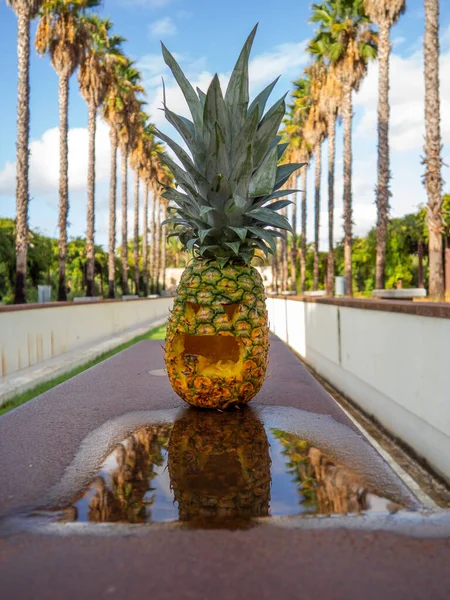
[363,0,405,290]
[310,0,377,296]
[8,0,172,303]
[6,0,45,304]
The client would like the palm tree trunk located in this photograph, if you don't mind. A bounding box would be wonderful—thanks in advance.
[272,243,279,294]
[133,170,140,295]
[313,142,321,291]
[108,128,118,299]
[300,165,307,293]
[424,0,444,300]
[142,181,149,297]
[375,19,392,290]
[86,101,96,297]
[418,239,424,288]
[161,201,167,292]
[58,73,70,302]
[121,145,129,296]
[327,111,336,296]
[14,8,31,305]
[280,206,288,291]
[342,84,353,296]
[150,182,157,293]
[445,236,450,299]
[155,194,161,294]
[291,180,298,293]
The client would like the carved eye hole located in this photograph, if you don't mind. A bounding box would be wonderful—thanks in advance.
[223,304,239,320]
[187,302,201,314]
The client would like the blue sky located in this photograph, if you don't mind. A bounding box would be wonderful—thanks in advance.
[1,0,450,250]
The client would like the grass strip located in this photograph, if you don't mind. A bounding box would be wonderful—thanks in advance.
[0,323,167,417]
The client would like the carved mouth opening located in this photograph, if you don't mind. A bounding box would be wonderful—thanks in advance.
[173,334,243,377]
[184,334,240,364]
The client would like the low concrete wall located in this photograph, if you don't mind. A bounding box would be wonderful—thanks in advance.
[0,297,172,379]
[267,296,450,484]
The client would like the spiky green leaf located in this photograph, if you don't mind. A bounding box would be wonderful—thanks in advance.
[224,241,241,255]
[227,226,247,241]
[248,76,280,118]
[225,25,258,142]
[253,95,286,169]
[247,226,277,253]
[247,207,293,233]
[161,43,203,132]
[274,163,307,191]
[249,144,278,197]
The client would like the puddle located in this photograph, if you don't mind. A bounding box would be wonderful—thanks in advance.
[50,408,411,527]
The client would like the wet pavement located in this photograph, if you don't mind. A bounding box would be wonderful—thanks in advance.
[1,336,450,599]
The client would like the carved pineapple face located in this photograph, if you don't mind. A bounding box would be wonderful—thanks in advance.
[165,262,269,409]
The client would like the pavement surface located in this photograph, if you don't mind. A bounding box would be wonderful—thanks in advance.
[1,336,450,599]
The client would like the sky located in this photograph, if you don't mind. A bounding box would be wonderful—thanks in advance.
[1,0,450,252]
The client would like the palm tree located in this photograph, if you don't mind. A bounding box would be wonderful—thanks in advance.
[321,69,342,295]
[36,0,100,301]
[158,166,174,293]
[286,77,314,292]
[102,60,144,296]
[78,16,124,297]
[311,0,377,295]
[423,0,444,300]
[363,0,406,290]
[139,126,154,297]
[304,63,327,291]
[7,0,44,304]
[149,142,164,294]
[307,38,343,295]
[130,116,150,295]
[102,63,122,298]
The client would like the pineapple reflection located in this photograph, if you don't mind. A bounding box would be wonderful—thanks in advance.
[168,408,271,522]
[271,429,370,515]
[87,425,172,523]
[71,416,395,525]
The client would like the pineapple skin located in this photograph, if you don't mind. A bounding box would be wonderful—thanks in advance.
[165,260,269,409]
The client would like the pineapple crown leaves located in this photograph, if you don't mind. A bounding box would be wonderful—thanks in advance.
[157,25,305,265]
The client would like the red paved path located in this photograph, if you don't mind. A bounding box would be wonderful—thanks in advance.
[0,337,449,599]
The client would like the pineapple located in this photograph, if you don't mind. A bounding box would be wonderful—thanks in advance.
[158,25,305,409]
[168,408,271,522]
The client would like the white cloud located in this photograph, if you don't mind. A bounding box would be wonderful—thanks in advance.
[0,120,111,197]
[249,41,309,90]
[126,0,174,7]
[392,36,406,47]
[354,49,450,151]
[149,17,177,38]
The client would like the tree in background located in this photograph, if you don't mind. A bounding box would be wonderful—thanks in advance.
[78,16,124,296]
[423,0,444,300]
[6,0,44,304]
[303,63,327,291]
[311,0,377,295]
[363,0,406,290]
[36,0,100,301]
[285,77,314,292]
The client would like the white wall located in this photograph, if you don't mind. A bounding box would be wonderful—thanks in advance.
[267,297,450,484]
[0,297,172,379]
